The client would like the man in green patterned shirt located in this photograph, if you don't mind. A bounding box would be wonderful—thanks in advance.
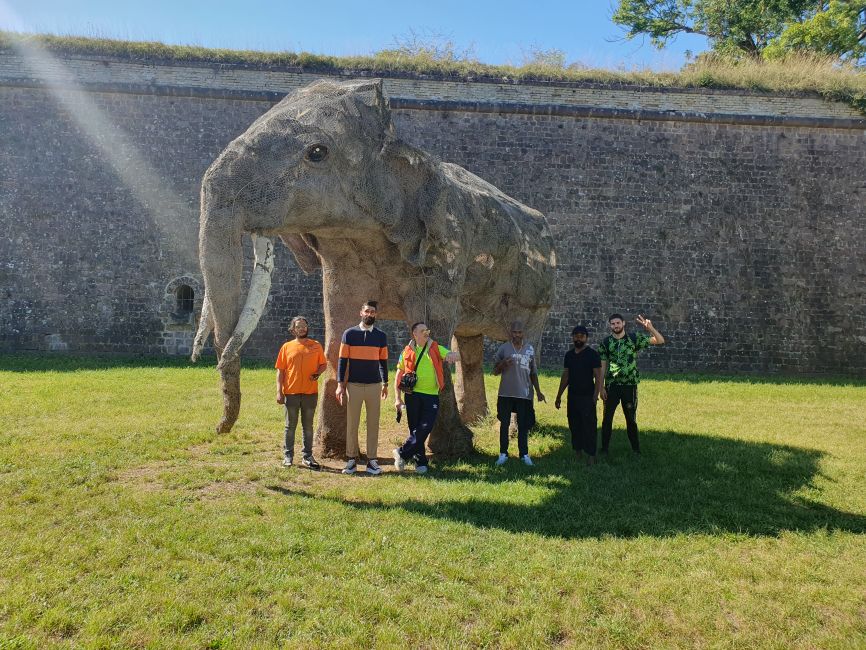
[598,313,665,455]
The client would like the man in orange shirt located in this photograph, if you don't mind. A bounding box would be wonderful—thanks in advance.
[275,316,327,469]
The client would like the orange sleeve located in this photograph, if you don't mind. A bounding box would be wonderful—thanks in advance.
[339,343,351,359]
[274,344,287,369]
[316,345,327,366]
[379,346,388,361]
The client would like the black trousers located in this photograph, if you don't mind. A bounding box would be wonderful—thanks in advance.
[398,392,440,467]
[567,395,597,456]
[601,384,639,452]
[497,396,533,458]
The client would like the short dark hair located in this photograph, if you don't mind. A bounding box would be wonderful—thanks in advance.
[608,313,624,322]
[410,321,426,333]
[363,300,378,310]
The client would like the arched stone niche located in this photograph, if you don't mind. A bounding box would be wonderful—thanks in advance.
[160,275,203,356]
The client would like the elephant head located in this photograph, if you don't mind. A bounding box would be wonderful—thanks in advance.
[191,79,446,432]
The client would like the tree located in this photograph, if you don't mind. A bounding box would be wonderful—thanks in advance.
[612,0,811,55]
[765,1,866,62]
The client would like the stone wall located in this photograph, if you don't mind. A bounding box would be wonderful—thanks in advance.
[1,49,865,375]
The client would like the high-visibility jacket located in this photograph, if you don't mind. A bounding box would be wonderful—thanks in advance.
[401,340,445,392]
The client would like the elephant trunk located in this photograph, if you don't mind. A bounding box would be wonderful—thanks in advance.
[198,193,248,433]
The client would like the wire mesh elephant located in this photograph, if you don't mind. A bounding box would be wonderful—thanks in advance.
[192,78,555,456]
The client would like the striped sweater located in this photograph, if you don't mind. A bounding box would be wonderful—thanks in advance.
[338,325,388,384]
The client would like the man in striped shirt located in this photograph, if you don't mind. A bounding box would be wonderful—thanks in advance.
[336,300,389,475]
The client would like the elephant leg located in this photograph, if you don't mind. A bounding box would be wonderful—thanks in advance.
[426,316,474,458]
[452,333,487,424]
[317,270,351,457]
[315,256,383,457]
[428,369,474,457]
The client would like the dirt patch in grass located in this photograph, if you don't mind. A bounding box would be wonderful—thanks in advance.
[114,460,179,492]
[196,479,260,500]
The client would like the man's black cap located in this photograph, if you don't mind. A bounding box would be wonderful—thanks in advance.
[572,325,589,336]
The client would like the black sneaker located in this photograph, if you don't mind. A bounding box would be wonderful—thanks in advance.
[302,456,321,470]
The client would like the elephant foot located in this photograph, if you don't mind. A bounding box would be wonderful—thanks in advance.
[429,421,474,458]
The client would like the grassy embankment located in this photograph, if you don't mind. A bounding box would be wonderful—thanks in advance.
[1,354,864,648]
[1,31,864,115]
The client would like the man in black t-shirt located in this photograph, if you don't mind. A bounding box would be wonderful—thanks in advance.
[555,325,603,465]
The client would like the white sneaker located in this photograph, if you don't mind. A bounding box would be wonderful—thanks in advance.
[521,455,534,466]
[495,453,508,466]
[342,459,357,475]
[366,459,382,475]
[392,449,406,472]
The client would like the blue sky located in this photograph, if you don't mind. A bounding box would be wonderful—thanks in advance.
[0,0,709,70]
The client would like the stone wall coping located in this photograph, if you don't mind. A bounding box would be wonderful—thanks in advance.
[4,77,865,130]
[0,48,847,102]
[392,97,866,130]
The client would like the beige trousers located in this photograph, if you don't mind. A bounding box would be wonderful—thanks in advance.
[345,382,381,459]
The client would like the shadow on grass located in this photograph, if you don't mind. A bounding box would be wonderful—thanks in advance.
[269,426,866,539]
[532,367,866,387]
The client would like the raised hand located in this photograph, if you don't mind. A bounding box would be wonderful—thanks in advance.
[636,314,653,331]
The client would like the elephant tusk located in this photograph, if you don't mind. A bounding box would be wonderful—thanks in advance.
[217,234,275,370]
[190,292,213,362]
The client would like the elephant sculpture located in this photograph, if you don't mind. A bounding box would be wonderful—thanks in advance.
[191,78,555,456]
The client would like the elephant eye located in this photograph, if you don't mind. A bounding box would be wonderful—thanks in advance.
[305,144,329,163]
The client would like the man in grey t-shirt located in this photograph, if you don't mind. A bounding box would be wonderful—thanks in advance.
[493,321,546,466]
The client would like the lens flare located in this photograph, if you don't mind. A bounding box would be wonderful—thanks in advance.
[6,27,196,265]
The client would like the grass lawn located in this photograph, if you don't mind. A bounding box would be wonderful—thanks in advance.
[1,355,864,649]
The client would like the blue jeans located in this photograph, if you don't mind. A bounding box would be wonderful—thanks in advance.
[398,392,439,467]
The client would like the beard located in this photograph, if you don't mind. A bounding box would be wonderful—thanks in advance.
[573,341,585,349]
[295,333,308,339]
[362,316,376,326]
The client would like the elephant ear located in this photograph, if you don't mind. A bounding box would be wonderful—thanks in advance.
[331,79,392,166]
[280,234,321,274]
[338,79,448,267]
[378,137,448,267]
[344,79,390,131]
